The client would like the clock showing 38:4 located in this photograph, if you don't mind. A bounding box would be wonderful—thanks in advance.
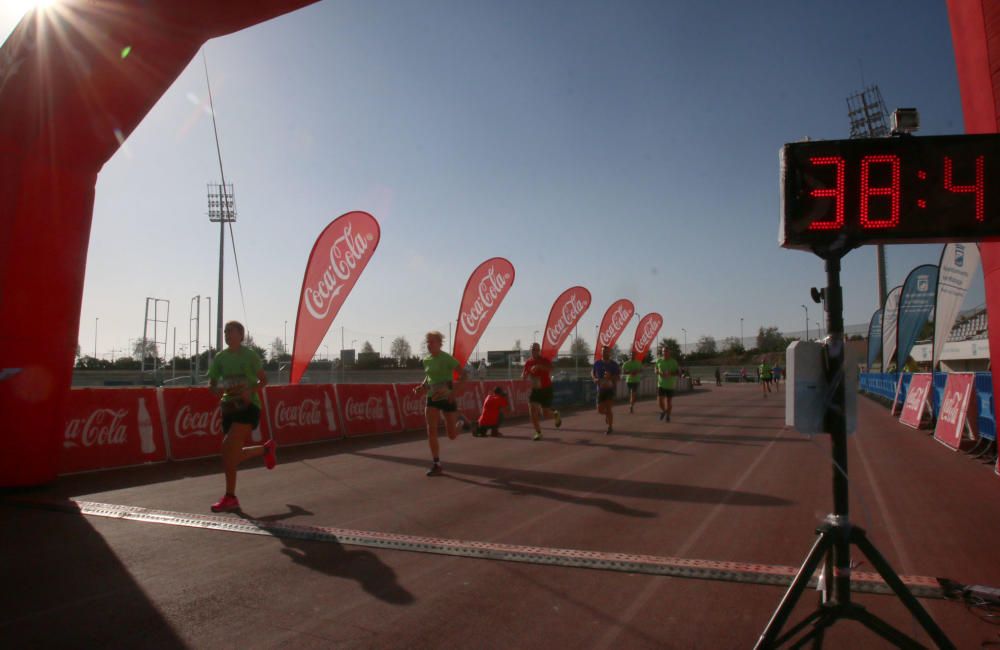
[780,133,1000,253]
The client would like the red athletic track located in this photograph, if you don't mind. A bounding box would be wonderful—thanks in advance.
[3,383,999,648]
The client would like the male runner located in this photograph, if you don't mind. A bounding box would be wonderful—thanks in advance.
[523,342,562,440]
[621,351,643,413]
[655,346,680,421]
[592,346,620,434]
[759,359,772,397]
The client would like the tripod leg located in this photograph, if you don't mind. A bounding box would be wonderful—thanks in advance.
[853,532,955,649]
[774,608,825,647]
[851,607,925,650]
[786,612,830,650]
[755,532,833,649]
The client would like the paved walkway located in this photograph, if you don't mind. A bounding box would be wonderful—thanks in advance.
[4,383,999,648]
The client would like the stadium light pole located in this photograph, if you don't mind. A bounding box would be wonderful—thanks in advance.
[94,317,98,359]
[533,330,539,344]
[284,320,288,354]
[380,336,384,357]
[681,328,687,353]
[801,304,809,339]
[740,318,744,349]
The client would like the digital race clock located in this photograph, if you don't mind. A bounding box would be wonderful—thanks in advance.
[780,134,1000,253]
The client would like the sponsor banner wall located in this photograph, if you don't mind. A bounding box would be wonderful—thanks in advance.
[867,310,882,370]
[899,373,933,429]
[61,388,167,474]
[336,383,403,437]
[934,243,981,368]
[291,211,381,384]
[162,387,267,460]
[896,264,939,370]
[541,286,591,359]
[596,299,635,359]
[507,380,532,416]
[882,286,902,371]
[263,384,340,445]
[395,383,427,431]
[453,258,515,367]
[934,373,976,450]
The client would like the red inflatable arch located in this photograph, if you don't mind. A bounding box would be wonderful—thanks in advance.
[0,0,317,486]
[947,1,1000,432]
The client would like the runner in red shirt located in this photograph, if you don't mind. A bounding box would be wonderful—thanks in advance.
[475,387,512,437]
[522,342,562,441]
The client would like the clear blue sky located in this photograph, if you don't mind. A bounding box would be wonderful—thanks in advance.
[2,0,981,360]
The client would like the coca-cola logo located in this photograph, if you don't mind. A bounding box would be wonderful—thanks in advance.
[174,405,222,438]
[402,391,424,416]
[546,293,588,347]
[460,267,511,336]
[939,392,963,425]
[599,304,634,348]
[345,396,386,421]
[455,390,480,410]
[304,224,372,320]
[65,409,129,448]
[634,316,663,352]
[275,399,322,429]
[906,386,926,413]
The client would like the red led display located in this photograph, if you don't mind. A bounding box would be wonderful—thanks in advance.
[781,134,1000,252]
[807,157,844,230]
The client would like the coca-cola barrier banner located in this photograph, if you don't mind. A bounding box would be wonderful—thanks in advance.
[933,373,975,450]
[264,384,341,445]
[541,286,591,360]
[507,380,532,417]
[291,211,381,385]
[597,298,635,359]
[162,387,268,460]
[395,383,428,431]
[60,388,166,474]
[336,384,403,437]
[899,373,933,429]
[453,257,515,369]
[632,312,663,359]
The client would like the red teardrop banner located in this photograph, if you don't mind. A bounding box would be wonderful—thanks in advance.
[453,258,515,367]
[632,312,663,359]
[291,211,380,384]
[540,286,591,360]
[596,299,635,358]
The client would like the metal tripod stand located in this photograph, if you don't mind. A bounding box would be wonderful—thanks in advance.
[755,254,954,649]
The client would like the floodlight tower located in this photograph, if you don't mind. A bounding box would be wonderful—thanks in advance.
[846,85,891,308]
[207,183,235,351]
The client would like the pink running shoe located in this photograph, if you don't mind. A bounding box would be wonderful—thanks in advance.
[210,494,240,513]
[263,439,277,470]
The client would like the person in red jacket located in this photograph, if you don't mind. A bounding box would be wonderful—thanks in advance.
[475,387,512,437]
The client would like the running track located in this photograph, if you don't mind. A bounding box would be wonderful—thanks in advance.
[3,383,1000,648]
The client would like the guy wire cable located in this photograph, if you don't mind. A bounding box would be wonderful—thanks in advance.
[203,50,252,334]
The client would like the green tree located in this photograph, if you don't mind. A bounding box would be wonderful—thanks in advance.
[361,340,375,354]
[756,326,788,352]
[658,337,682,359]
[721,336,744,354]
[390,336,412,365]
[570,336,592,361]
[696,336,717,355]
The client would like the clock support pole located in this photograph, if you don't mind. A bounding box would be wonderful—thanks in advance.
[755,252,953,649]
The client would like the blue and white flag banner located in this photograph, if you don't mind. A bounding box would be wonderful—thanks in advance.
[896,264,939,370]
[866,310,882,370]
[882,286,902,371]
[933,243,980,368]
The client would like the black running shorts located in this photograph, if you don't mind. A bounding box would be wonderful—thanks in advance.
[529,386,554,408]
[222,402,261,434]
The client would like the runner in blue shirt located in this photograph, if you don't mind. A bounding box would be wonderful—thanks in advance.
[592,346,620,434]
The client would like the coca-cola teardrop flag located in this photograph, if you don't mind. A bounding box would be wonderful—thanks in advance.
[291,211,381,384]
[632,312,663,359]
[540,286,591,360]
[596,299,635,358]
[453,257,515,367]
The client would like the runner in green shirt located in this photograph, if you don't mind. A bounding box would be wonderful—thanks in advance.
[759,360,773,398]
[654,346,680,422]
[412,330,466,476]
[206,320,273,513]
[621,352,644,414]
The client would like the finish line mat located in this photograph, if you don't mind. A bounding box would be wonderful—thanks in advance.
[10,497,945,599]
